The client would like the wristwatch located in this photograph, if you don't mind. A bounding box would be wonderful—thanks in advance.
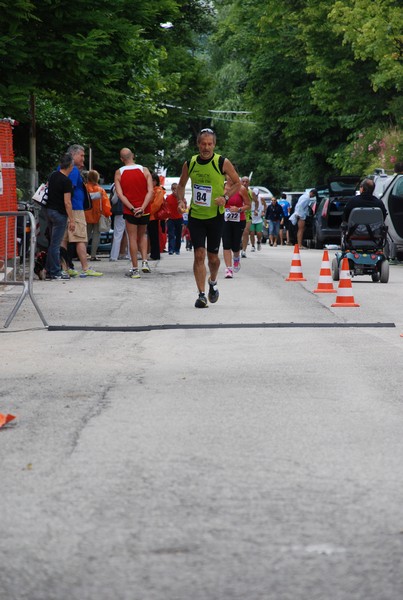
[224,194,229,201]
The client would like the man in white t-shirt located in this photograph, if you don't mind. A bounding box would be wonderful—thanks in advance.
[290,188,317,249]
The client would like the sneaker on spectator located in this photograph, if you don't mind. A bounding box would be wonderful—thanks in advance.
[68,268,79,277]
[51,271,70,280]
[141,260,151,273]
[128,268,140,279]
[80,268,103,278]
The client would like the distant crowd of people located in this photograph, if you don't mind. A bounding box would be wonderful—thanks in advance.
[40,133,399,307]
[40,144,191,281]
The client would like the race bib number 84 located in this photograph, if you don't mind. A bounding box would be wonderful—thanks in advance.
[193,184,212,207]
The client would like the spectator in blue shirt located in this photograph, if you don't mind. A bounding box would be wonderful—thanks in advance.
[278,193,291,245]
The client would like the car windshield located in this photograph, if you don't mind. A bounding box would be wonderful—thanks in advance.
[328,177,360,196]
[329,182,355,193]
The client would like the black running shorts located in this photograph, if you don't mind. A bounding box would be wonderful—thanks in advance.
[222,220,243,253]
[123,213,150,226]
[188,212,224,254]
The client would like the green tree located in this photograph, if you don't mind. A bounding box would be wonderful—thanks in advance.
[0,0,213,181]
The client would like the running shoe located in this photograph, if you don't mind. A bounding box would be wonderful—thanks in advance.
[195,293,208,308]
[233,257,241,272]
[257,241,262,251]
[225,267,233,279]
[80,268,103,277]
[125,268,140,279]
[251,246,256,252]
[208,279,219,303]
[68,268,79,277]
[51,271,70,280]
[141,260,151,273]
[241,250,247,258]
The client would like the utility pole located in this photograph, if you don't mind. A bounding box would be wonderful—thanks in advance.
[29,93,37,195]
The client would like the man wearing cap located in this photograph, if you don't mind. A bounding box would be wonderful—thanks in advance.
[177,129,240,308]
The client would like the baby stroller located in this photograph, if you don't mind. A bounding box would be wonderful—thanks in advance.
[331,206,389,283]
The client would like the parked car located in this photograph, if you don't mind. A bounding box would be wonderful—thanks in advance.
[253,185,273,204]
[377,173,403,260]
[311,176,361,248]
[101,183,113,195]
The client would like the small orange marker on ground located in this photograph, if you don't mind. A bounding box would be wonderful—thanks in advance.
[0,413,16,428]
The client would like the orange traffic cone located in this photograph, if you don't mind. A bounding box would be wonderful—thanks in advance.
[0,413,16,428]
[286,244,306,281]
[313,249,337,293]
[331,258,360,307]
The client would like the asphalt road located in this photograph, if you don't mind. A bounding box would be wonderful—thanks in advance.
[1,243,403,600]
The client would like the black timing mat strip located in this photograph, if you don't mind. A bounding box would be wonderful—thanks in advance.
[48,322,396,332]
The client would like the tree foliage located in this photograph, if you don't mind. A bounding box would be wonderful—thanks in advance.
[207,0,403,190]
[0,0,402,188]
[0,0,213,180]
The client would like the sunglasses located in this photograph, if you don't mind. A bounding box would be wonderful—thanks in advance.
[200,128,214,134]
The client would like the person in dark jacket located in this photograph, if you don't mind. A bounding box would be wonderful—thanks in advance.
[265,196,284,247]
[343,178,387,222]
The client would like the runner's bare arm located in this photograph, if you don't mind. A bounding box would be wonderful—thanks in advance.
[223,159,241,199]
[177,162,189,212]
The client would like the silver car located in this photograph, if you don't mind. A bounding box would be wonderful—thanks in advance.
[377,174,403,260]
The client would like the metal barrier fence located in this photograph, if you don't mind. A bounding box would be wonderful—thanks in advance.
[0,211,48,328]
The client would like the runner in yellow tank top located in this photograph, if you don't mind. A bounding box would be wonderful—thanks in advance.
[177,129,241,308]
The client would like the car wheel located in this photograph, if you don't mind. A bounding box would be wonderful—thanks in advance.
[380,260,389,283]
[331,257,339,281]
[313,226,323,250]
